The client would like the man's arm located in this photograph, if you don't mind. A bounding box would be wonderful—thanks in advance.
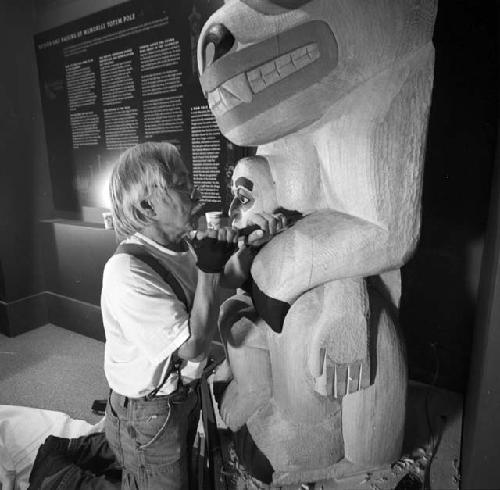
[178,227,237,360]
[178,270,222,360]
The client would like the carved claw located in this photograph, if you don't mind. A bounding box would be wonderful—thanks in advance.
[313,348,370,398]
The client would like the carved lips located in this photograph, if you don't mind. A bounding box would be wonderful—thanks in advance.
[198,20,338,140]
[206,43,320,117]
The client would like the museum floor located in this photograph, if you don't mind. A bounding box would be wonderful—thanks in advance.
[0,324,462,489]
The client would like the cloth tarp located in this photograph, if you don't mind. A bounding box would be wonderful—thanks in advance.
[0,405,104,490]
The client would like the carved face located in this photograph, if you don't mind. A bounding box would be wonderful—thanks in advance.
[197,0,436,146]
[229,156,278,229]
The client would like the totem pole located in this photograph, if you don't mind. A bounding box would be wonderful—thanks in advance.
[197,0,437,484]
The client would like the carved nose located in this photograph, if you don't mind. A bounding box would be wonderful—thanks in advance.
[202,23,235,68]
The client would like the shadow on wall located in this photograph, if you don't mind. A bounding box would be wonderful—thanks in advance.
[400,0,499,392]
[0,261,5,301]
[0,262,7,336]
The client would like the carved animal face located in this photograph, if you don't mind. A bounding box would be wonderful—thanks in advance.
[229,156,278,229]
[197,0,436,147]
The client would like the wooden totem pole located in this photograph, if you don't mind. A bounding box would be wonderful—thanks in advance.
[197,0,437,485]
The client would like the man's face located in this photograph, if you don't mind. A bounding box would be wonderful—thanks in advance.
[229,157,278,229]
[150,169,203,238]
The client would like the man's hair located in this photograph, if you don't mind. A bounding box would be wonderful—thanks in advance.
[109,141,186,238]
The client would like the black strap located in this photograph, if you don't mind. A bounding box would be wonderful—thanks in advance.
[198,351,228,490]
[115,243,188,308]
[145,352,183,401]
[114,242,188,399]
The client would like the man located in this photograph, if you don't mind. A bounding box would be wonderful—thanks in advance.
[103,142,284,489]
[28,142,285,489]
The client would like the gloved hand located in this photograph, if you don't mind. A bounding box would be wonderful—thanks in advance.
[190,228,238,273]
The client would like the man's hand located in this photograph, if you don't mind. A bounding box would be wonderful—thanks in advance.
[190,227,238,273]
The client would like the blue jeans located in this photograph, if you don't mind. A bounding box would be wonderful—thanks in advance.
[105,384,200,490]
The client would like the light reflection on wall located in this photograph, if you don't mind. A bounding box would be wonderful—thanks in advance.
[96,165,113,210]
[74,151,120,210]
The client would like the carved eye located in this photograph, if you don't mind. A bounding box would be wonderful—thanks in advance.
[236,188,253,206]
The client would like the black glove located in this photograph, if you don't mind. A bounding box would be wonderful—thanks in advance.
[191,236,237,273]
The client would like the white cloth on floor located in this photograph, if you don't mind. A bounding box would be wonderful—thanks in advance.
[0,405,104,490]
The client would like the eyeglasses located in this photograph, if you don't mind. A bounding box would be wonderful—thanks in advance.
[189,186,201,201]
[169,182,201,201]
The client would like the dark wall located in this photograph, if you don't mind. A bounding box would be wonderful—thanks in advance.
[39,220,117,340]
[0,0,124,338]
[0,0,51,335]
[400,0,499,392]
[41,222,115,304]
[0,0,108,337]
[0,0,35,301]
[461,122,500,489]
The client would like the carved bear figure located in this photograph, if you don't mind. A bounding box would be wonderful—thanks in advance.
[197,0,437,484]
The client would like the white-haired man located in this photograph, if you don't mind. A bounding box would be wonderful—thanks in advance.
[28,144,286,489]
[102,142,284,489]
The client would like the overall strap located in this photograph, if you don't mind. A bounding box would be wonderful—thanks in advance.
[114,242,188,399]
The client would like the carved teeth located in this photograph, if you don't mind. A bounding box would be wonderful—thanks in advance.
[224,72,253,103]
[276,54,296,78]
[219,85,242,110]
[206,42,319,116]
[207,88,221,110]
[208,72,252,117]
